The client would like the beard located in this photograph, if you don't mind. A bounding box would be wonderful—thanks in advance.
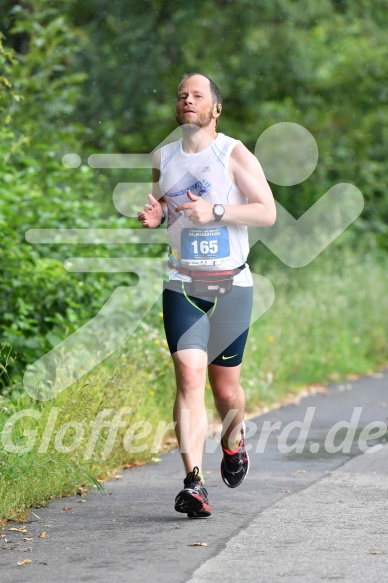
[175,108,214,130]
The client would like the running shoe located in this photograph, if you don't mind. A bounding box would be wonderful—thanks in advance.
[221,421,250,488]
[174,466,211,518]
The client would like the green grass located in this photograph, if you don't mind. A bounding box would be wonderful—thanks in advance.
[1,243,388,522]
[0,313,177,522]
[242,242,388,406]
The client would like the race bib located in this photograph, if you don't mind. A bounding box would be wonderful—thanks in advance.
[181,226,230,266]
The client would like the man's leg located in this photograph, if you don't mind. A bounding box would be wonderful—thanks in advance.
[206,285,252,446]
[209,362,250,488]
[172,348,212,517]
[172,348,208,474]
[205,285,252,488]
[163,284,214,516]
[208,363,245,448]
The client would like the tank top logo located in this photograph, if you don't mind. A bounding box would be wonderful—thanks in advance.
[164,171,211,198]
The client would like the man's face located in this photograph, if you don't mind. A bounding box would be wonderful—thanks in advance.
[175,75,215,129]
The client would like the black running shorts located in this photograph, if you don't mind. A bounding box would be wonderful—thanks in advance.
[162,280,253,367]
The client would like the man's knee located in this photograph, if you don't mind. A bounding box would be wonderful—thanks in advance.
[211,379,242,405]
[173,349,207,393]
[173,348,207,370]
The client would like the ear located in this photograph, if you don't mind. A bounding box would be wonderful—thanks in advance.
[213,103,222,121]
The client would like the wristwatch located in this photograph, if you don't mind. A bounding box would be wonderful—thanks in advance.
[213,204,225,222]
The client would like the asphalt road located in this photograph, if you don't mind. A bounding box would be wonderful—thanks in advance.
[1,369,387,583]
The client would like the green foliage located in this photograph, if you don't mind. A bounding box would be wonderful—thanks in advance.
[0,3,149,387]
[0,0,387,520]
[60,0,388,231]
[243,241,388,404]
[0,316,175,520]
[1,0,388,386]
[1,243,388,520]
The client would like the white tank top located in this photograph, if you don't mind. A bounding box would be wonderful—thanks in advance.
[159,133,253,286]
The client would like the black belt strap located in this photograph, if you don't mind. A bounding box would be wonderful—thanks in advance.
[167,262,246,277]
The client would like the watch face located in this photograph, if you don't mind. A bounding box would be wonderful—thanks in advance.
[214,204,225,218]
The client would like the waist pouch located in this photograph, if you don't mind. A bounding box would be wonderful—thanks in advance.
[191,270,235,296]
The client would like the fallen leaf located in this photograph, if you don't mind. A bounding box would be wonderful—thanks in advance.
[77,499,87,503]
[62,506,72,511]
[22,538,33,541]
[371,550,380,555]
[188,542,208,547]
[39,531,48,538]
[283,489,291,494]
[306,384,330,396]
[296,470,306,474]
[123,460,146,469]
[17,559,32,566]
[76,486,87,496]
[8,527,27,532]
[346,374,360,381]
[15,511,28,522]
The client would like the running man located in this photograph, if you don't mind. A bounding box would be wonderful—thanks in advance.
[138,73,276,517]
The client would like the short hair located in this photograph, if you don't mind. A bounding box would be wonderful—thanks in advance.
[178,73,223,105]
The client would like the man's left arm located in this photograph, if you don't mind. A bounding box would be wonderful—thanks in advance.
[222,142,276,227]
[176,142,276,227]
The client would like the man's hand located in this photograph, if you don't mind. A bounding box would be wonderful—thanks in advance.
[137,194,164,228]
[176,190,214,225]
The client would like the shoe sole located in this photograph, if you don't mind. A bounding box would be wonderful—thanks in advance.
[175,492,211,517]
[187,511,211,519]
